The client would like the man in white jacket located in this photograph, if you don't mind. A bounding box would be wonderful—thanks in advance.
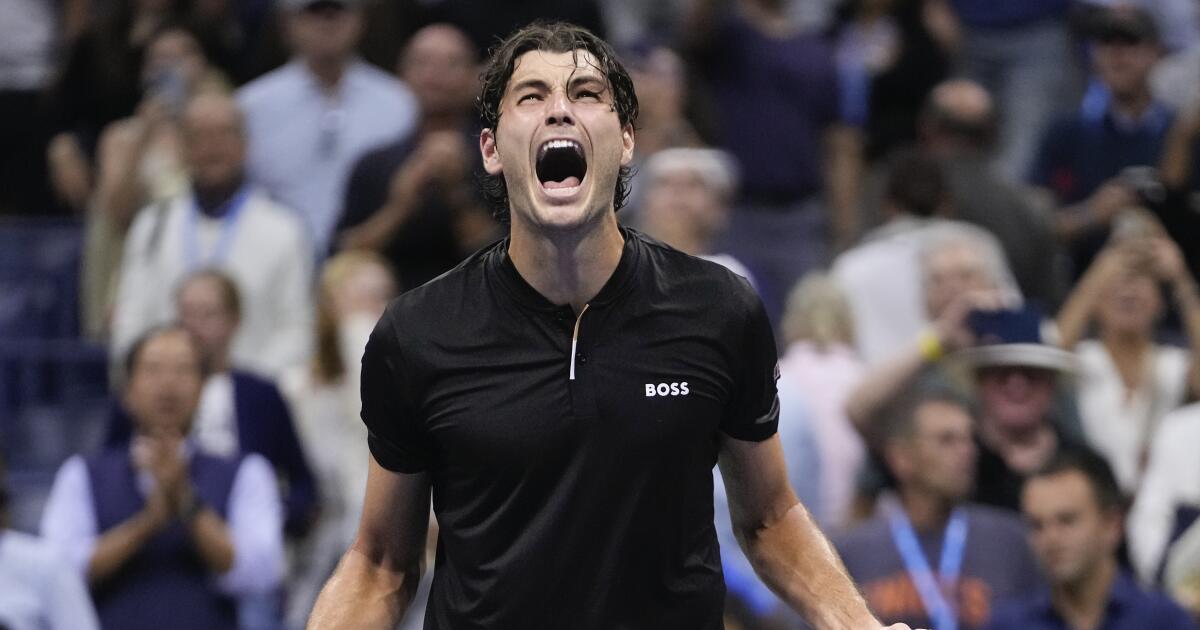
[110,92,314,379]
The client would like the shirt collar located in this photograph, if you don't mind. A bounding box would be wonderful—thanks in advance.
[1030,571,1141,625]
[493,225,642,312]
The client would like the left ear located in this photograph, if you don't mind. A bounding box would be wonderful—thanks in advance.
[480,127,503,176]
[620,123,635,166]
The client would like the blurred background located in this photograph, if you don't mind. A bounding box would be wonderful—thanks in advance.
[3,0,1200,628]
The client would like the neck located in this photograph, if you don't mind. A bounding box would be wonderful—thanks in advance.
[1052,557,1117,630]
[508,215,625,312]
[193,177,245,217]
[981,415,1045,447]
[899,486,955,532]
[305,57,348,93]
[1100,328,1151,355]
[1111,90,1153,121]
[208,350,230,375]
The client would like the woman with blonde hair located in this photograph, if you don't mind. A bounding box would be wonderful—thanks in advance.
[778,271,866,528]
[280,250,399,626]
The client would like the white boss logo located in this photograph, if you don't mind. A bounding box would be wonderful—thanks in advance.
[645,382,690,397]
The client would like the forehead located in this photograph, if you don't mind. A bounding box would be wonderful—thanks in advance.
[137,332,199,367]
[914,400,971,431]
[1023,471,1094,514]
[506,49,606,90]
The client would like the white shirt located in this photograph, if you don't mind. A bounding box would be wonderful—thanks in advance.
[832,218,931,365]
[39,450,285,596]
[1128,404,1200,584]
[110,188,314,378]
[237,60,418,251]
[0,529,99,630]
[193,373,238,458]
[1076,339,1190,492]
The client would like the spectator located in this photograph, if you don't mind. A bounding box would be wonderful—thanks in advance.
[1129,400,1200,592]
[1029,6,1171,279]
[1056,230,1200,492]
[0,455,100,630]
[334,22,496,291]
[46,0,190,214]
[82,24,230,341]
[110,92,313,379]
[40,326,284,630]
[684,0,864,323]
[835,387,1042,630]
[185,0,287,85]
[280,251,402,627]
[948,0,1077,180]
[833,0,956,162]
[635,147,754,284]
[0,0,59,216]
[777,272,866,528]
[108,270,318,537]
[986,450,1196,630]
[1157,99,1200,282]
[237,0,418,253]
[920,79,1065,308]
[833,151,950,363]
[626,43,702,161]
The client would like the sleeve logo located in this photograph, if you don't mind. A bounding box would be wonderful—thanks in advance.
[645,382,690,397]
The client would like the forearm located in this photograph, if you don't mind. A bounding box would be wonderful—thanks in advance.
[740,502,877,629]
[307,546,421,630]
[844,344,927,442]
[1160,118,1197,190]
[188,506,235,574]
[340,198,416,251]
[1173,276,1200,363]
[825,126,864,250]
[1055,275,1104,348]
[87,510,158,585]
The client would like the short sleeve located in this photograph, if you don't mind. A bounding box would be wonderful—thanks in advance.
[720,285,780,442]
[360,310,431,473]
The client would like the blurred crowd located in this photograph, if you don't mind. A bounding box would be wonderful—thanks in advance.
[3,0,1200,628]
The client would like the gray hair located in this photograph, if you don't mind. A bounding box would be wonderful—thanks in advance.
[919,221,1021,301]
[642,148,740,202]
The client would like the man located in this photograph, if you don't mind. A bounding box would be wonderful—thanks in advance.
[108,270,317,536]
[237,0,418,253]
[986,450,1196,629]
[309,23,915,630]
[334,22,496,290]
[919,79,1063,308]
[836,388,1042,630]
[636,147,755,285]
[40,327,284,629]
[0,454,100,630]
[684,0,863,323]
[832,151,955,364]
[110,92,313,379]
[1029,5,1171,278]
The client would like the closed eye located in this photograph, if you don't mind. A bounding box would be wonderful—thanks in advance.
[518,93,543,104]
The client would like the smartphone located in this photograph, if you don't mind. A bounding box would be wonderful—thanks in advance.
[966,307,1042,346]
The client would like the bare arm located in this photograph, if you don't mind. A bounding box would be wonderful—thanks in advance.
[1055,246,1125,349]
[307,457,431,629]
[1160,108,1200,190]
[92,117,156,228]
[182,490,235,574]
[718,434,888,629]
[825,125,865,252]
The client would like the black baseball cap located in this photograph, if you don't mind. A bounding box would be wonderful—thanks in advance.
[1091,6,1160,44]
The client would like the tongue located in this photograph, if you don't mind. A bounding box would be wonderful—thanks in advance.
[543,176,581,190]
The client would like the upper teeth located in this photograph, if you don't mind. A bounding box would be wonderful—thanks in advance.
[540,139,582,157]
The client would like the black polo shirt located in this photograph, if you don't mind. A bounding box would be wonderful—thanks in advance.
[361,227,780,629]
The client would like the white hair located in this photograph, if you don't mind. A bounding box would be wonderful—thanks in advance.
[642,148,740,201]
[919,221,1022,302]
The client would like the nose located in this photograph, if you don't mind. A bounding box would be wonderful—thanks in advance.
[545,89,574,126]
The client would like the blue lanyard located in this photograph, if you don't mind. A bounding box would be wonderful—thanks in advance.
[887,504,968,630]
[183,187,251,271]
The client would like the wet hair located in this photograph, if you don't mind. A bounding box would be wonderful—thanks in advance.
[1028,449,1124,514]
[476,21,639,223]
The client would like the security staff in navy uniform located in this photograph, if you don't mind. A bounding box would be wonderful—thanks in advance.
[308,22,921,630]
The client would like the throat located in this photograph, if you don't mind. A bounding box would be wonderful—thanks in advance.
[194,178,245,218]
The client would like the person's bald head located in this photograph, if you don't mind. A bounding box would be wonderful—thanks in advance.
[399,23,479,118]
[921,79,997,152]
[182,92,246,189]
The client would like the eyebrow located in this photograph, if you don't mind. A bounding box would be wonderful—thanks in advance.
[509,72,608,97]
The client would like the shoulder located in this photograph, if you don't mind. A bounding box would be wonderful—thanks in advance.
[984,597,1043,629]
[350,62,415,104]
[831,513,890,551]
[242,191,308,238]
[964,503,1029,540]
[1038,112,1086,145]
[0,530,69,575]
[374,241,499,339]
[231,369,283,398]
[236,63,300,108]
[1158,403,1200,440]
[633,230,760,313]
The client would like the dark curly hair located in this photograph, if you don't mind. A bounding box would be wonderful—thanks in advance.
[477,22,639,223]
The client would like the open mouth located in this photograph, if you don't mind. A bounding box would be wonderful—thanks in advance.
[536,139,587,191]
